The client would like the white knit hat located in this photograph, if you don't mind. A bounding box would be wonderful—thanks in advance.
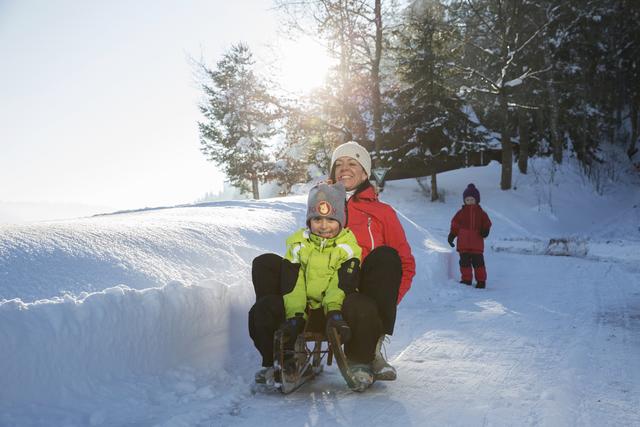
[330,141,371,177]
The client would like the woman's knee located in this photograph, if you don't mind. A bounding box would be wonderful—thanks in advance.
[366,246,400,267]
[252,253,282,272]
[252,253,283,298]
[360,246,402,296]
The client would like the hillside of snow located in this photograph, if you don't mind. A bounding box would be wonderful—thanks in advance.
[1,157,639,426]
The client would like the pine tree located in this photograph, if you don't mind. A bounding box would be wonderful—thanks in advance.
[446,0,562,189]
[389,2,489,199]
[198,43,278,199]
[552,0,640,167]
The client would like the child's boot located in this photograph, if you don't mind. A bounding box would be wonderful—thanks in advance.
[460,280,472,286]
[476,281,486,289]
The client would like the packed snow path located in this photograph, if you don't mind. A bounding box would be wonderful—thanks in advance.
[217,252,640,427]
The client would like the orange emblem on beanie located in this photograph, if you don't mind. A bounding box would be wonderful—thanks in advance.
[316,200,332,216]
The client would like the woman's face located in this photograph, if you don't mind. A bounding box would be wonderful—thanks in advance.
[333,156,368,191]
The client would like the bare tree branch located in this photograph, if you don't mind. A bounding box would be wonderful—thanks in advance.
[464,0,504,43]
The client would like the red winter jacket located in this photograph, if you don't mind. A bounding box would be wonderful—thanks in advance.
[450,204,492,254]
[346,186,416,304]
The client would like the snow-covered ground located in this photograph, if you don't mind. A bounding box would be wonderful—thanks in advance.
[1,157,639,426]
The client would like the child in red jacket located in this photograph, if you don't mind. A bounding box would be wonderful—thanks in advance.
[448,184,492,289]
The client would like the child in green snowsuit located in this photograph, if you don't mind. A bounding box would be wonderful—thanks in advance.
[249,182,362,383]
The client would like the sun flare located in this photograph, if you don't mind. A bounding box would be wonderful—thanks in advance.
[275,36,334,95]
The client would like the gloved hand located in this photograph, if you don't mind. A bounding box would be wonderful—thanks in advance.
[447,233,456,248]
[279,314,305,343]
[337,258,360,294]
[326,310,351,343]
[480,229,490,238]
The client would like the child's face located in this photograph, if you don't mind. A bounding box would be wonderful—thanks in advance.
[464,196,477,205]
[309,217,341,239]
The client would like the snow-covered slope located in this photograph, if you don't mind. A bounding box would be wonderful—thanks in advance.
[1,158,639,426]
[0,200,303,301]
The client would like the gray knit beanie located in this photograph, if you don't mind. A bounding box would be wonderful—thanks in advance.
[306,182,346,229]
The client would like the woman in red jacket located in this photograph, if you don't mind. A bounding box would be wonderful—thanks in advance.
[447,183,492,289]
[328,141,415,384]
[251,141,415,388]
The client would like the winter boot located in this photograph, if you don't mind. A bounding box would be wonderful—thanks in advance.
[476,281,486,289]
[460,280,472,286]
[254,366,274,384]
[349,362,375,391]
[372,335,397,381]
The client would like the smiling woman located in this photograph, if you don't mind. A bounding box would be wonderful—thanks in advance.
[273,36,334,94]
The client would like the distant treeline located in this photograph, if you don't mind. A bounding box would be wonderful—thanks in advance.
[197,0,639,198]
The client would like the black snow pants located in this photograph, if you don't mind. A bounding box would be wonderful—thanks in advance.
[248,246,402,366]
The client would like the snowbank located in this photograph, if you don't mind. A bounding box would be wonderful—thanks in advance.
[0,201,302,301]
[0,281,252,406]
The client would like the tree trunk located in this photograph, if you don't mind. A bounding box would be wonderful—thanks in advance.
[500,91,512,190]
[251,176,260,200]
[517,108,529,174]
[337,9,353,138]
[629,93,639,159]
[431,173,438,202]
[535,106,545,155]
[547,79,562,164]
[498,2,512,190]
[371,0,383,167]
[576,118,587,163]
[543,50,562,163]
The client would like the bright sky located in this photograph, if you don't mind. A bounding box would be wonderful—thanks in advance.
[0,0,331,212]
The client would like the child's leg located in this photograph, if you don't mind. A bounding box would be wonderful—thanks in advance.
[306,308,326,334]
[471,253,487,282]
[459,253,473,283]
[248,294,285,367]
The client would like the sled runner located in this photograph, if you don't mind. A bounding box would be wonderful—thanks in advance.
[273,329,330,394]
[326,327,373,392]
[272,327,371,394]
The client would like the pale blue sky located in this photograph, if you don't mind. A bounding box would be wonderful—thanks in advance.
[0,0,329,211]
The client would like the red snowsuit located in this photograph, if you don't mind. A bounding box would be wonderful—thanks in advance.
[346,186,415,303]
[450,204,492,283]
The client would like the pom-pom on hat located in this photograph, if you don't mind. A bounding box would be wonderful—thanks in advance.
[463,183,480,203]
[307,182,346,229]
[330,141,372,177]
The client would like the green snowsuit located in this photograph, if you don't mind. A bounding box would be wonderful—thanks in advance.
[283,227,362,320]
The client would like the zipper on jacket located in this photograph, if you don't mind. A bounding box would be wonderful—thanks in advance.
[367,217,375,250]
[468,206,475,231]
